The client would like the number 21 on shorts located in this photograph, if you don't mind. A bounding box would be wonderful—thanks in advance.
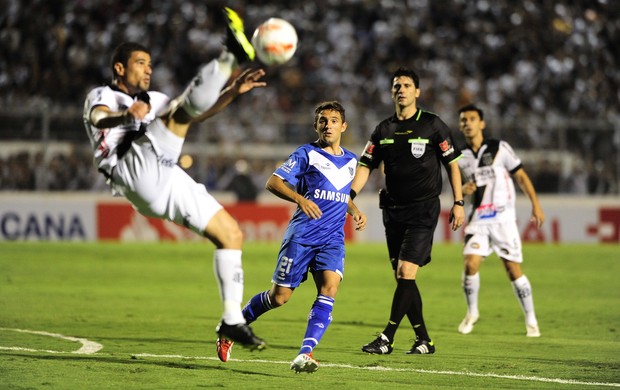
[277,255,293,278]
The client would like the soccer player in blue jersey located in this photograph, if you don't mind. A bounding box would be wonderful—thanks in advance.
[216,101,367,373]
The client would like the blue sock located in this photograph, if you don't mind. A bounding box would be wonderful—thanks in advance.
[242,290,273,324]
[298,295,334,355]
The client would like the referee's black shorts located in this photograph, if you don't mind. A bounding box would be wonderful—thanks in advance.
[382,197,440,269]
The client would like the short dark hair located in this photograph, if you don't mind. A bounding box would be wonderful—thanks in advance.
[314,100,346,124]
[110,42,150,80]
[458,104,484,120]
[392,67,420,89]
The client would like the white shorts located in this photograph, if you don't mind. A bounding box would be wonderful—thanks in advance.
[112,119,223,236]
[463,221,522,262]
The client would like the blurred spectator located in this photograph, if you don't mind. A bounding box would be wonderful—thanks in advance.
[588,160,616,195]
[533,159,561,193]
[225,159,259,202]
[0,0,618,194]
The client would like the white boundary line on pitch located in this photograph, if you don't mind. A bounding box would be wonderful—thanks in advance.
[133,353,620,388]
[0,328,103,354]
[0,328,618,388]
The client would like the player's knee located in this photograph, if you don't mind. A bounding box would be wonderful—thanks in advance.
[206,220,243,249]
[502,259,522,280]
[464,257,481,274]
[271,292,290,307]
[464,263,477,275]
[222,225,243,248]
[396,261,418,279]
[319,284,339,298]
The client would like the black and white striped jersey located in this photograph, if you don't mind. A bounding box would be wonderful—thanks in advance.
[458,138,522,224]
[83,85,169,177]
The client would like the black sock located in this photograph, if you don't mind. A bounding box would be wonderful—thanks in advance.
[406,303,416,328]
[408,279,430,341]
[383,279,418,342]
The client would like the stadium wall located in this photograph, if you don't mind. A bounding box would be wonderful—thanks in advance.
[0,193,618,243]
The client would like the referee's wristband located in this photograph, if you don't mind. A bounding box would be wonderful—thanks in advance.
[453,200,465,206]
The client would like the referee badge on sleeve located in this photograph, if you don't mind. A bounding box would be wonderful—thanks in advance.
[409,137,429,158]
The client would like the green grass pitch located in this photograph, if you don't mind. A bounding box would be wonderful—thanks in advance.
[0,242,618,389]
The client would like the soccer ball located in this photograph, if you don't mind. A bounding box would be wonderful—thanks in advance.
[251,18,297,65]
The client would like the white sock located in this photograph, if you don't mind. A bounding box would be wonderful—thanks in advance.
[181,52,236,117]
[512,275,538,325]
[462,273,480,318]
[213,249,245,325]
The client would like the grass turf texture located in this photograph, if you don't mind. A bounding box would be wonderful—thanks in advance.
[0,242,618,389]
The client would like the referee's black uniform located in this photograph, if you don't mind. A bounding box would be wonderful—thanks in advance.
[359,109,462,268]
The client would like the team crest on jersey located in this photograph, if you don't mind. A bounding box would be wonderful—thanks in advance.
[410,138,428,158]
[482,152,494,166]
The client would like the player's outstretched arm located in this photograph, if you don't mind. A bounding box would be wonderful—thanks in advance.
[192,68,266,122]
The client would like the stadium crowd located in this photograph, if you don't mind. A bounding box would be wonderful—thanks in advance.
[0,0,618,195]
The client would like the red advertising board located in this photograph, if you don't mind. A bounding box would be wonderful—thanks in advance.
[0,194,616,243]
[96,202,354,242]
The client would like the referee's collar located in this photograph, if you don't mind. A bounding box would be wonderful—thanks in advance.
[391,109,422,122]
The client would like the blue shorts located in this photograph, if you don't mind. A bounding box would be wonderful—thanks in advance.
[271,239,345,288]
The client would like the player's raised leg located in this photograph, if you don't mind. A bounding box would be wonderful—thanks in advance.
[222,7,255,63]
[160,6,255,137]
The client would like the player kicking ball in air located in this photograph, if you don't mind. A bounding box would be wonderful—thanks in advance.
[456,104,544,337]
[83,8,267,350]
[216,101,367,373]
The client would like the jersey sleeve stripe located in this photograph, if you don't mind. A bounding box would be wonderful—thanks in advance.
[448,154,464,164]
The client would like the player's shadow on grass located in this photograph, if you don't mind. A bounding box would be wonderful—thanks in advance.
[3,352,279,377]
[91,335,210,344]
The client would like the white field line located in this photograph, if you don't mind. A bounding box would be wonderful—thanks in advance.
[0,328,103,354]
[133,353,620,388]
[0,328,618,388]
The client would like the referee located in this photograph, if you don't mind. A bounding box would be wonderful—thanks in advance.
[352,67,464,355]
